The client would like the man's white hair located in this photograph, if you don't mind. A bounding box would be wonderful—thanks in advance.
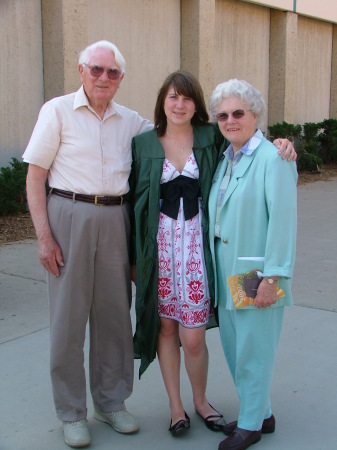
[79,40,126,73]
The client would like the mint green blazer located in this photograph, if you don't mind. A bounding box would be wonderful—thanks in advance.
[208,137,298,310]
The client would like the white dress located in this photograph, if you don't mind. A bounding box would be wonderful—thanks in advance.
[157,153,211,327]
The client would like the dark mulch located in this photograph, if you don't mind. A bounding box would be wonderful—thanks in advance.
[0,213,36,245]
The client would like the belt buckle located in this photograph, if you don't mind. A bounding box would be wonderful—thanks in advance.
[120,196,124,205]
[94,195,105,205]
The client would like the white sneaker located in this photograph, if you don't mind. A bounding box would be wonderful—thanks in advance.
[93,409,139,434]
[63,420,91,448]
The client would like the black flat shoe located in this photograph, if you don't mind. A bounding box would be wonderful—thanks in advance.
[169,412,190,436]
[223,415,275,436]
[196,404,226,432]
[219,428,261,449]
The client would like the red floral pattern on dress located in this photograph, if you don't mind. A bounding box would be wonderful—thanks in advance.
[187,279,204,303]
[157,155,211,328]
[158,277,172,299]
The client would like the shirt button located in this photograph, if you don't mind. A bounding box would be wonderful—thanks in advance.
[223,239,228,244]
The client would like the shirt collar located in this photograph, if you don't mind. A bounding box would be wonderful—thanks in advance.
[224,129,264,161]
[73,85,121,118]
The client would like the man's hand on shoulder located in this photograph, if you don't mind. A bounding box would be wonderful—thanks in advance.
[273,138,297,161]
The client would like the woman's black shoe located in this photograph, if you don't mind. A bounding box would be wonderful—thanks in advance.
[169,412,190,436]
[196,404,226,432]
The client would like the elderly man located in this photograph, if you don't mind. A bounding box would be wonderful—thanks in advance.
[23,41,152,448]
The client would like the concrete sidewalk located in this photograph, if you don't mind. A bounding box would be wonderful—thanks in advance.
[0,178,337,450]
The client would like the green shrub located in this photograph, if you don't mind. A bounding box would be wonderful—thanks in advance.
[268,119,337,172]
[297,122,322,170]
[318,118,337,163]
[0,158,28,216]
[268,121,302,141]
[296,153,322,172]
[290,137,322,172]
[303,122,321,142]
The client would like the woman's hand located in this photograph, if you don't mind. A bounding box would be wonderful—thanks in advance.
[273,138,297,161]
[254,279,278,308]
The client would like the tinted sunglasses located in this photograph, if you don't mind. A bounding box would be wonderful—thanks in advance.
[216,109,251,122]
[83,63,122,80]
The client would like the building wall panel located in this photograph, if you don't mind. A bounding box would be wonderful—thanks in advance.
[0,0,43,167]
[295,16,332,123]
[215,0,270,130]
[331,25,337,117]
[87,0,181,121]
[243,0,337,23]
[296,0,337,24]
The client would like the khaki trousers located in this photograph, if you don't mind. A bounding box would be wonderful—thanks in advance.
[47,194,133,422]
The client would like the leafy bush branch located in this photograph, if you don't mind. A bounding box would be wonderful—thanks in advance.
[269,119,337,172]
[0,158,28,216]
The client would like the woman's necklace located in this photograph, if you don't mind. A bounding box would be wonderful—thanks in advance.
[166,130,193,153]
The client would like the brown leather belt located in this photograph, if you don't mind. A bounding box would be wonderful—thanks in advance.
[51,188,126,206]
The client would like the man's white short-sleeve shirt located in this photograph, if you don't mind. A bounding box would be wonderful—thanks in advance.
[23,86,153,195]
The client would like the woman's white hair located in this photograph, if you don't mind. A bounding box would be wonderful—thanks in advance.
[79,40,126,73]
[209,79,266,128]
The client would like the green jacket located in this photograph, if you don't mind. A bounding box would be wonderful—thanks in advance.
[129,124,225,378]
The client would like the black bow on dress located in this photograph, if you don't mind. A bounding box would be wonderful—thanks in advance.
[160,175,201,220]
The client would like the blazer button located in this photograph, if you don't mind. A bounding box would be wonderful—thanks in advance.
[223,239,228,244]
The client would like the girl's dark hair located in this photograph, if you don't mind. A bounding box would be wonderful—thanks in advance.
[154,70,209,136]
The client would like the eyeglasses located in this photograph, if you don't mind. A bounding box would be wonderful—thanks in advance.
[83,63,122,80]
[216,109,251,122]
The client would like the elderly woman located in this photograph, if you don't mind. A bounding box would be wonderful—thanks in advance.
[208,79,297,450]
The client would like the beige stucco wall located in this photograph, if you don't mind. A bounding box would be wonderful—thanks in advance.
[1,0,337,168]
[244,0,293,12]
[295,16,333,123]
[86,0,180,122]
[181,0,216,106]
[215,0,270,130]
[269,11,298,126]
[41,0,180,120]
[244,0,337,23]
[330,25,337,118]
[41,0,88,101]
[0,0,43,167]
[296,0,337,23]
